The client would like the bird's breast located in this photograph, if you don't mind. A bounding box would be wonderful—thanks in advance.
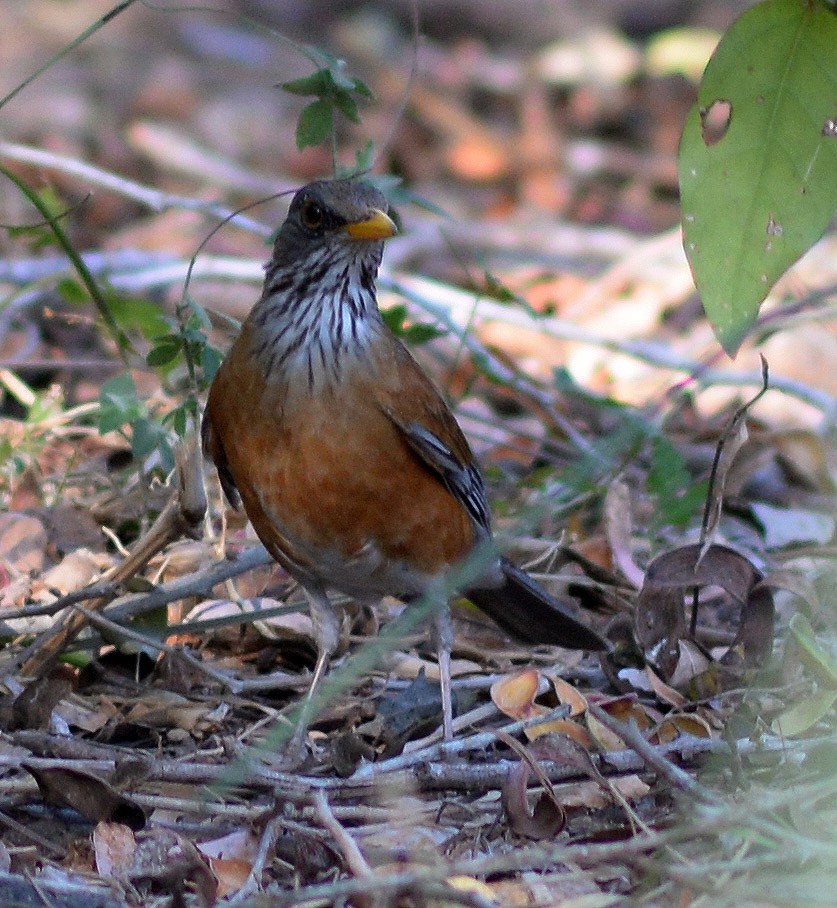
[206,329,478,596]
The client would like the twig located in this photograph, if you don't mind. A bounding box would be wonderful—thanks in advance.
[351,704,571,781]
[314,790,374,879]
[385,273,837,421]
[0,141,271,236]
[17,434,206,678]
[0,808,66,859]
[587,704,716,803]
[103,543,274,623]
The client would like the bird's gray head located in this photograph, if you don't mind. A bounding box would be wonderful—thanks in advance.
[253,179,397,389]
[268,179,397,272]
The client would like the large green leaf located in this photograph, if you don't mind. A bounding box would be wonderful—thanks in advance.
[679,0,837,354]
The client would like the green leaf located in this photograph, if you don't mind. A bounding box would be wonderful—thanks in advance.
[146,340,181,368]
[56,277,88,305]
[98,374,143,434]
[772,688,837,736]
[788,612,837,689]
[381,303,408,332]
[648,436,708,527]
[332,90,361,124]
[400,323,447,345]
[280,70,330,97]
[296,99,334,150]
[130,417,166,460]
[679,0,837,353]
[107,295,170,340]
[350,77,374,100]
[201,344,223,383]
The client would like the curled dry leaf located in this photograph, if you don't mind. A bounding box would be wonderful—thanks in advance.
[23,763,146,830]
[491,669,585,740]
[654,711,714,743]
[547,674,589,717]
[10,665,75,731]
[491,668,544,719]
[500,743,566,840]
[632,543,775,691]
[603,478,645,588]
[586,696,654,752]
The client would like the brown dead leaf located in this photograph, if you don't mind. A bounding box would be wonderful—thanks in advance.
[586,697,653,751]
[93,821,137,877]
[654,712,714,743]
[634,543,775,689]
[24,763,145,829]
[644,665,688,708]
[40,548,106,595]
[197,829,259,898]
[491,669,544,720]
[123,690,209,733]
[500,748,566,840]
[547,674,590,717]
[56,694,120,734]
[10,666,75,731]
[0,512,47,575]
[603,478,644,588]
[491,669,577,739]
[40,504,106,557]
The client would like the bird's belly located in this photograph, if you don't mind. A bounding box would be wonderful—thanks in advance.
[221,368,477,599]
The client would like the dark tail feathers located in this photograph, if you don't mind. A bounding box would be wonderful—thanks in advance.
[466,558,607,651]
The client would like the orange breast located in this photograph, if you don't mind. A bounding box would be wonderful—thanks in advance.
[205,324,477,596]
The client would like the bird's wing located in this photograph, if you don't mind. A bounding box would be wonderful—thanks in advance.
[375,341,492,536]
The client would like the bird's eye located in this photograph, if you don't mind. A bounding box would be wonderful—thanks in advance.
[300,198,324,230]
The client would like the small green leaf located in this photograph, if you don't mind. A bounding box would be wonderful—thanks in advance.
[130,417,167,461]
[381,303,408,332]
[280,70,330,97]
[332,90,361,124]
[146,341,181,368]
[772,688,837,737]
[107,295,170,339]
[400,323,446,345]
[350,77,374,100]
[99,374,143,434]
[56,277,88,305]
[296,99,334,150]
[201,344,223,383]
[789,613,837,690]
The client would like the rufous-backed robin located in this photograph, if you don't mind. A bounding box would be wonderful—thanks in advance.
[203,179,606,742]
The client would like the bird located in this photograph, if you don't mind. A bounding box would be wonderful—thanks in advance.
[202,178,607,744]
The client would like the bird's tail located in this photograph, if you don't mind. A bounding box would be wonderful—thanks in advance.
[466,557,607,651]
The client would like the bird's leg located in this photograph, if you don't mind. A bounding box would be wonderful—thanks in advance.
[288,584,341,753]
[432,603,456,741]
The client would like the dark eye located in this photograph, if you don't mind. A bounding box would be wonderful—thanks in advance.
[300,198,324,230]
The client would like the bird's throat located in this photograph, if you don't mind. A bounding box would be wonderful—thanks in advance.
[248,255,383,392]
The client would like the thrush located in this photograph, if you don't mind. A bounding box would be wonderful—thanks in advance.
[203,178,606,743]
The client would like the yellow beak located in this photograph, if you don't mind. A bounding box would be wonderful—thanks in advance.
[344,208,398,241]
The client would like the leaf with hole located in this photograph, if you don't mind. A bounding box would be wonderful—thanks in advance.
[679,0,837,353]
